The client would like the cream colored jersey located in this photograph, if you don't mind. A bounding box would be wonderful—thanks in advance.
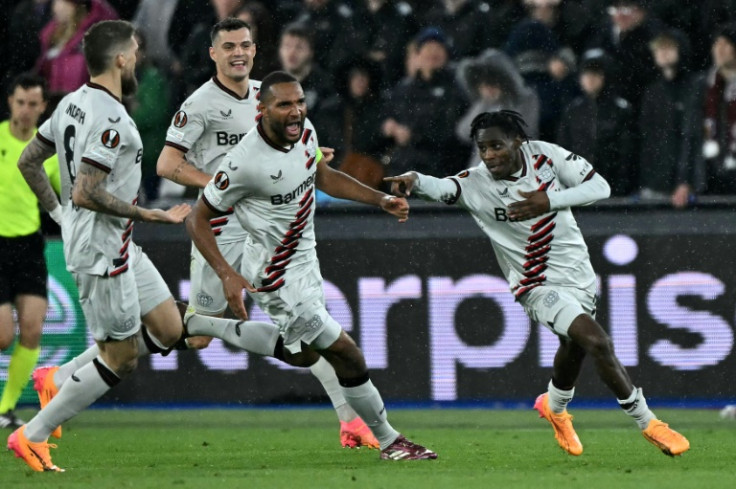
[38,82,143,276]
[415,140,602,299]
[165,77,261,243]
[202,122,321,292]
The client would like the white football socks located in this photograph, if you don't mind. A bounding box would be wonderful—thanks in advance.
[308,357,357,422]
[618,387,656,430]
[341,379,399,450]
[186,314,279,356]
[26,356,119,442]
[547,380,575,414]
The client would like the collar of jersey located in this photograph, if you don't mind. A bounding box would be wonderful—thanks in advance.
[500,149,528,182]
[86,82,121,104]
[212,76,250,101]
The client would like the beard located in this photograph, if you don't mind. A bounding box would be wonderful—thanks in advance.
[121,71,138,97]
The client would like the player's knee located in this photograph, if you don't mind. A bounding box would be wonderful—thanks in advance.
[18,327,42,349]
[115,356,139,377]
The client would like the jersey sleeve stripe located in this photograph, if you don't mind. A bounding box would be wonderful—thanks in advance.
[164,141,190,153]
[81,157,111,173]
[582,169,596,182]
[201,194,227,215]
[36,133,55,147]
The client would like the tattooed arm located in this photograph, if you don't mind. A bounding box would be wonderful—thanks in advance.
[156,145,212,188]
[72,163,191,223]
[18,138,61,214]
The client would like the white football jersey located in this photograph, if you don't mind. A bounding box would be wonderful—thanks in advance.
[37,82,143,276]
[421,140,598,299]
[164,77,261,243]
[202,122,321,292]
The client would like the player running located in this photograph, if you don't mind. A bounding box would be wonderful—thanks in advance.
[385,110,689,458]
[156,18,377,449]
[185,71,437,461]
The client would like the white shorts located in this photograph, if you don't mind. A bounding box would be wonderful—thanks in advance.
[74,246,171,341]
[249,266,342,353]
[519,283,597,337]
[189,241,243,315]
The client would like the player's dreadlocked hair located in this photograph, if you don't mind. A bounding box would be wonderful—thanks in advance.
[469,110,529,141]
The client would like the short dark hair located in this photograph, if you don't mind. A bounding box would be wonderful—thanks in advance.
[260,71,299,103]
[83,20,136,76]
[210,17,253,44]
[280,22,313,48]
[469,110,529,141]
[8,72,47,99]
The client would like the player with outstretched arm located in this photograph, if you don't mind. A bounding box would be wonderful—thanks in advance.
[385,110,690,458]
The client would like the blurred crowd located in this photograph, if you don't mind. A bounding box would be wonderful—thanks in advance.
[1,0,736,207]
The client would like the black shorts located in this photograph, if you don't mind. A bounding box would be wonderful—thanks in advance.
[0,233,48,304]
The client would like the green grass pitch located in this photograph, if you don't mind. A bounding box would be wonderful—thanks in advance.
[1,408,735,489]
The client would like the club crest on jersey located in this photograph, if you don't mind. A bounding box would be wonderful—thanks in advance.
[173,110,188,128]
[101,129,120,148]
[214,171,230,190]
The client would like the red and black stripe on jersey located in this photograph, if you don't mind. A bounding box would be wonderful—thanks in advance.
[257,187,314,293]
[208,207,234,236]
[512,212,557,299]
[110,197,138,276]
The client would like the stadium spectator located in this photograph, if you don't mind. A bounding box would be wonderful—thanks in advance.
[8,20,191,472]
[522,0,594,57]
[284,0,357,73]
[1,0,54,119]
[128,30,170,202]
[586,0,663,113]
[382,27,470,177]
[185,70,437,461]
[314,57,391,189]
[156,19,379,448]
[556,51,637,196]
[131,0,179,72]
[0,74,59,431]
[277,23,333,120]
[504,18,571,139]
[420,1,495,60]
[637,29,698,207]
[681,23,736,196]
[35,0,118,104]
[329,0,417,89]
[456,49,540,167]
[385,109,690,459]
[235,1,281,79]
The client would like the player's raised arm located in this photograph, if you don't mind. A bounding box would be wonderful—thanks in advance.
[18,137,62,223]
[185,197,255,319]
[315,156,409,222]
[384,171,462,206]
[156,145,213,188]
[72,163,190,222]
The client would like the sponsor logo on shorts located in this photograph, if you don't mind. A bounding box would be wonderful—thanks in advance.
[543,291,559,308]
[197,292,214,307]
